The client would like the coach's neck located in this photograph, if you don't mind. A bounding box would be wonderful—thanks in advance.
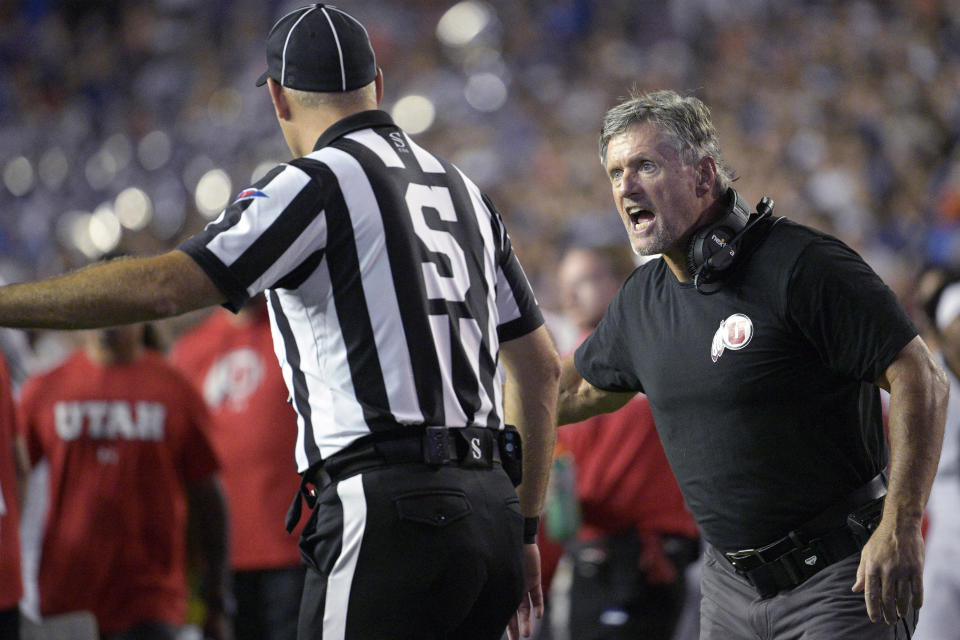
[267,69,384,158]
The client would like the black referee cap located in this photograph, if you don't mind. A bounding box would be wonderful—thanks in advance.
[255,4,377,92]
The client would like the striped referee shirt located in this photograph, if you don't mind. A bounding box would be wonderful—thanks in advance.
[180,110,544,472]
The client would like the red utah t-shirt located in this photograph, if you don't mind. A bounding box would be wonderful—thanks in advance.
[0,355,22,610]
[19,349,219,634]
[169,307,303,570]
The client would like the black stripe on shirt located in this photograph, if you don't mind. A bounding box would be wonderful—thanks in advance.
[179,243,251,313]
[294,157,395,431]
[268,289,321,467]
[229,164,326,292]
[272,249,326,291]
[179,164,292,312]
[178,196,260,312]
[337,136,447,425]
[440,160,500,428]
[433,155,496,425]
[481,194,544,342]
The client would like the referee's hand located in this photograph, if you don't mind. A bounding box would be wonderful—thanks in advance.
[507,543,544,640]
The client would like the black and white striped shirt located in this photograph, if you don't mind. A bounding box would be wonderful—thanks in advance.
[181,110,543,472]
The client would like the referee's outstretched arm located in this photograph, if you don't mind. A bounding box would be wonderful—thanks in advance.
[0,250,225,330]
[500,324,561,640]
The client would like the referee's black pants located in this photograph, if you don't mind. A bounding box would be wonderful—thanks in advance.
[297,462,525,640]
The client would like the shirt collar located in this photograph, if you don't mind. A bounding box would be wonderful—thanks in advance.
[312,109,395,151]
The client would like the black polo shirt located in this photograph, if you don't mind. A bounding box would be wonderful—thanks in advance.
[575,217,917,551]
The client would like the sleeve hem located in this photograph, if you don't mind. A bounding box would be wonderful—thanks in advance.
[573,346,638,393]
[497,313,544,343]
[177,242,249,313]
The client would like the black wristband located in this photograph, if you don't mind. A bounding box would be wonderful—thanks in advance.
[523,515,540,544]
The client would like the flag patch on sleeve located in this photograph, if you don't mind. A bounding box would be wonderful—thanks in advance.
[234,188,269,202]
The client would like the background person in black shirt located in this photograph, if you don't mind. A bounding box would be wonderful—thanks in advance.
[557,89,947,639]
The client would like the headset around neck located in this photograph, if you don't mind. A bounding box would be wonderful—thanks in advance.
[685,187,775,295]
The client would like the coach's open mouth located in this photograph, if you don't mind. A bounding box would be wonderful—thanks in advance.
[627,206,654,232]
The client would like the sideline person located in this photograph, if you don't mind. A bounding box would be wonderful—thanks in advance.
[557,89,947,639]
[169,295,305,640]
[911,273,960,640]
[546,244,700,640]
[0,5,559,639]
[18,323,229,639]
[0,353,26,638]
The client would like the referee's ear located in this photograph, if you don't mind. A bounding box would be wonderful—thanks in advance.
[375,68,384,106]
[266,77,292,122]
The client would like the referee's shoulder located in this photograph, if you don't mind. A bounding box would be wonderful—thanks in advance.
[260,157,331,193]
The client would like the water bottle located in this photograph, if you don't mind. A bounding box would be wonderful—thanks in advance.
[545,451,581,541]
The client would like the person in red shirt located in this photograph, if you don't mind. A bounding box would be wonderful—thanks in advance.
[169,295,304,640]
[18,323,230,640]
[544,245,700,640]
[0,353,27,638]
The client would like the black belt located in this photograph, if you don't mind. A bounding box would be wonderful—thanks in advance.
[321,425,503,481]
[286,425,520,532]
[723,472,887,598]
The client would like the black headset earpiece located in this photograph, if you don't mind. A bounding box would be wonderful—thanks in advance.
[686,188,774,294]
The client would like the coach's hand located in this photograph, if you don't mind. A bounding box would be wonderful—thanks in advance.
[507,543,544,640]
[852,517,924,625]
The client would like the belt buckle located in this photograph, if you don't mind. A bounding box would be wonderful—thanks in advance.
[459,428,494,469]
[423,427,453,465]
[725,547,764,570]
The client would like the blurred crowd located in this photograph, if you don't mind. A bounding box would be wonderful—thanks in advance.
[0,0,959,329]
[2,1,960,637]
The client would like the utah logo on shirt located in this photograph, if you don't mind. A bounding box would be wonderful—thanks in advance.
[54,400,167,441]
[203,347,264,412]
[711,313,754,363]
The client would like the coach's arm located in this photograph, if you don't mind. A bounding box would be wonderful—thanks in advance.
[0,250,225,329]
[854,335,948,625]
[500,324,560,640]
[557,355,635,425]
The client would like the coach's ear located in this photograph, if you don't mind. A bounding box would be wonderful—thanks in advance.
[267,78,292,121]
[695,155,717,197]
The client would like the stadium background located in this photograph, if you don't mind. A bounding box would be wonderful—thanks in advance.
[0,1,958,637]
[1,0,958,312]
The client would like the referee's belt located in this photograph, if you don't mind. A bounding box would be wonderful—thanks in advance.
[722,472,887,598]
[286,426,520,532]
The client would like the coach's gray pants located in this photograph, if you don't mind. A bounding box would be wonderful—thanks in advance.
[700,544,917,640]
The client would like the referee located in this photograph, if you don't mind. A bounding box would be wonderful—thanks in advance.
[0,4,560,640]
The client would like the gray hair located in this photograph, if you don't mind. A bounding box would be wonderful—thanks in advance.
[599,89,735,193]
[284,82,377,111]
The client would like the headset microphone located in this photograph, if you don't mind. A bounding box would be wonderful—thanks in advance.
[686,189,775,294]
